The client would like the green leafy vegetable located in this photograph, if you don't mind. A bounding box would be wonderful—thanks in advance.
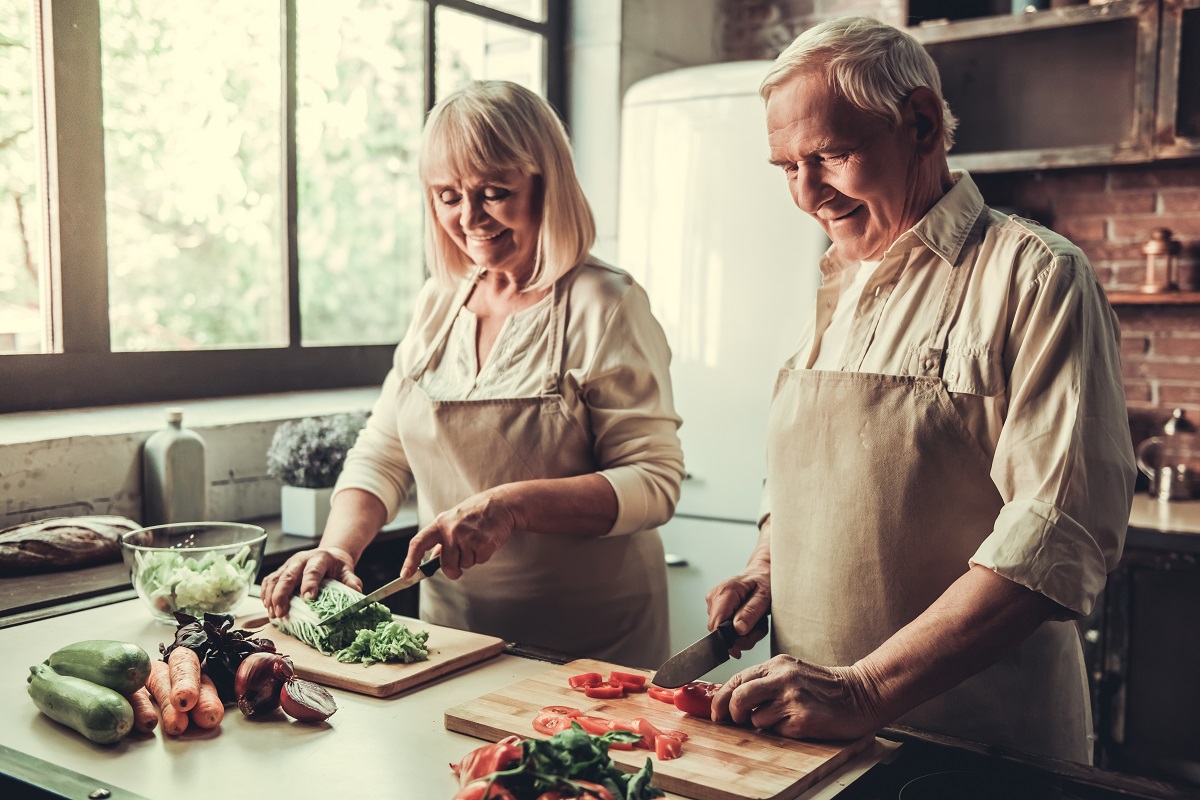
[336,621,429,665]
[271,579,429,665]
[462,722,664,800]
[160,612,277,703]
[134,546,257,618]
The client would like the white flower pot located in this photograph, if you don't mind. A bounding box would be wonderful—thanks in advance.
[280,485,334,537]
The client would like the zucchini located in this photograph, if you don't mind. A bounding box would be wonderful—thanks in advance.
[47,639,151,696]
[27,664,134,744]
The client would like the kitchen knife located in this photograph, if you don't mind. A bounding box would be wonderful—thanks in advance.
[652,614,769,688]
[316,557,441,627]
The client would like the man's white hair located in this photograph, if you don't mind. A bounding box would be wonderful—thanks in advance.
[760,16,958,152]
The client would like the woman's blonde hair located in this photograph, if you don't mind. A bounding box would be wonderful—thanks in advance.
[760,16,958,152]
[418,81,595,291]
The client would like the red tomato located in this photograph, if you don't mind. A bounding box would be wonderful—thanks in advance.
[574,715,614,736]
[532,711,574,736]
[655,733,684,761]
[574,780,616,800]
[610,670,647,687]
[647,685,677,704]
[568,672,604,690]
[674,681,721,717]
[452,779,518,800]
[450,735,524,785]
[583,682,625,700]
[540,705,582,718]
[632,718,661,749]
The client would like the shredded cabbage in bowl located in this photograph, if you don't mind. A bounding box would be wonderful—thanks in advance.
[133,545,258,620]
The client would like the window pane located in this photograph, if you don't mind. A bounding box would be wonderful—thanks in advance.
[99,0,284,352]
[296,0,426,346]
[435,7,545,100]
[0,0,45,354]
[471,0,547,23]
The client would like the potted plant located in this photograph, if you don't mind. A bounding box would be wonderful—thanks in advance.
[266,412,367,537]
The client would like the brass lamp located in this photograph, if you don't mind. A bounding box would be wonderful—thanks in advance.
[1140,228,1180,294]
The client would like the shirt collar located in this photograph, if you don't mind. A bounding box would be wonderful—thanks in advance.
[818,170,987,279]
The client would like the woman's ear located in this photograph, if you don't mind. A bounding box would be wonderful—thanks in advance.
[904,86,944,156]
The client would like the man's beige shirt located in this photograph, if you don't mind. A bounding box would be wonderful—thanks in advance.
[763,171,1136,617]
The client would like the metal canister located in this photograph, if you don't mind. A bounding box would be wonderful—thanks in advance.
[1156,464,1193,503]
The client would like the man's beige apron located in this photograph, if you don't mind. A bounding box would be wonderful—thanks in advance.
[767,249,1092,762]
[391,265,669,669]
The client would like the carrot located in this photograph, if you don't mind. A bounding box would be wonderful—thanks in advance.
[128,686,159,734]
[189,673,225,730]
[147,660,189,736]
[168,646,200,712]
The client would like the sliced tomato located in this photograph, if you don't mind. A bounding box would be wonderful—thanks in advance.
[573,715,613,736]
[451,735,524,784]
[655,733,684,761]
[583,681,625,699]
[674,680,721,717]
[453,779,519,800]
[573,782,616,800]
[539,705,582,718]
[568,672,604,690]
[647,685,678,704]
[659,728,689,742]
[610,670,647,687]
[532,711,574,736]
[632,718,661,750]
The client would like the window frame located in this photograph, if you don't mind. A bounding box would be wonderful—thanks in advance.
[2,0,566,413]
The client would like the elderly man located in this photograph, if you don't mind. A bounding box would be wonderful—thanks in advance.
[705,16,1135,762]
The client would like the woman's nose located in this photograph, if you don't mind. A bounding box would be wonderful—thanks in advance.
[460,195,488,230]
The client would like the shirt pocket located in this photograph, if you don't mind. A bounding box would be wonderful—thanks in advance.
[941,345,1003,398]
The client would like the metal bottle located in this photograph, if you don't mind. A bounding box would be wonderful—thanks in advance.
[142,408,209,524]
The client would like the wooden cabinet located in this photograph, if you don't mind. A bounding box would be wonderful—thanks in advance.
[909,1,1196,172]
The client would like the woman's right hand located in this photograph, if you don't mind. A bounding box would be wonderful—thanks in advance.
[260,547,362,620]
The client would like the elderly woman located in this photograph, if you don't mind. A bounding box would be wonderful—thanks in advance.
[261,81,684,668]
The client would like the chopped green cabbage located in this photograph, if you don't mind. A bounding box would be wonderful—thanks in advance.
[134,545,257,618]
[271,579,428,665]
[336,621,430,665]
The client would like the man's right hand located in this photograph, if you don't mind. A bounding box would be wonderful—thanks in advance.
[705,569,772,657]
[259,547,361,620]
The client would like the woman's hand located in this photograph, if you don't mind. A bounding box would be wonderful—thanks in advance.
[401,489,522,581]
[710,655,884,741]
[260,546,361,619]
[705,569,771,657]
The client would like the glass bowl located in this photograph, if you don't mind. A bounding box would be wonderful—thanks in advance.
[121,522,267,624]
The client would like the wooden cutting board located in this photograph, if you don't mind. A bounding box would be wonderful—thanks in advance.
[235,607,505,698]
[444,658,874,800]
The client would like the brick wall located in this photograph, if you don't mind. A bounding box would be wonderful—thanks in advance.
[718,0,1200,441]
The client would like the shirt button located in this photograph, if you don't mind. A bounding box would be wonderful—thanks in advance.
[946,370,957,382]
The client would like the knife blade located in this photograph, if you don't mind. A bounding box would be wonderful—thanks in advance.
[652,614,769,688]
[316,556,441,627]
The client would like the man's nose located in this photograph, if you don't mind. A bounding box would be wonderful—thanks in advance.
[794,165,832,214]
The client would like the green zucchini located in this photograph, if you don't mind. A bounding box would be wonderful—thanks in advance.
[27,664,134,745]
[46,639,151,696]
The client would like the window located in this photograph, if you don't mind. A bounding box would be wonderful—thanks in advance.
[0,0,564,412]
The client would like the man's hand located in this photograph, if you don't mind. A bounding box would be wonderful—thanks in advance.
[711,655,884,740]
[705,569,771,657]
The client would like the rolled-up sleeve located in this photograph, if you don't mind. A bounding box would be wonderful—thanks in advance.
[582,284,685,536]
[971,252,1135,617]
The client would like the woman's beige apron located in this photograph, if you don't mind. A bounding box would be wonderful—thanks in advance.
[766,253,1092,762]
[392,265,669,669]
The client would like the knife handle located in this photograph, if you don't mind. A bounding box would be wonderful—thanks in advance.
[717,614,770,647]
[418,556,441,577]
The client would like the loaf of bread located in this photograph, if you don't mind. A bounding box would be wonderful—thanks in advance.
[0,516,140,576]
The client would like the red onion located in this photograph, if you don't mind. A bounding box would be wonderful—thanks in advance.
[279,676,337,723]
[235,652,286,717]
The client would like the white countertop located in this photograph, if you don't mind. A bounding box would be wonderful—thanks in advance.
[0,598,892,800]
[1128,494,1200,535]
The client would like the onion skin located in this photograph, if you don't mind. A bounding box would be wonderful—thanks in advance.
[234,652,285,717]
[279,677,337,723]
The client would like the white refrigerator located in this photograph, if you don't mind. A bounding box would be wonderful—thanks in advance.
[617,62,826,681]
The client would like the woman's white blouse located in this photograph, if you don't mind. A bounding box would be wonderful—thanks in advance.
[336,260,685,537]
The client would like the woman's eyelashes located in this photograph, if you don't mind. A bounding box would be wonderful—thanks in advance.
[436,186,512,206]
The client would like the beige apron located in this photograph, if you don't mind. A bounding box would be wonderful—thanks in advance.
[766,248,1093,762]
[392,265,669,669]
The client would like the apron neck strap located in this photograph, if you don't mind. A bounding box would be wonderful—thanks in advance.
[917,212,985,379]
[542,265,574,394]
[408,266,485,381]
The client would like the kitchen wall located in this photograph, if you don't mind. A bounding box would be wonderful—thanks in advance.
[717,0,1200,442]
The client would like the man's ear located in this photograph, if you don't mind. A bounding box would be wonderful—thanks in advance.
[904,86,944,156]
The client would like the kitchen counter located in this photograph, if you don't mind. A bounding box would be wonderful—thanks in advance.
[3,599,1199,800]
[1127,495,1200,554]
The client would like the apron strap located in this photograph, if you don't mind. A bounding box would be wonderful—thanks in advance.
[541,265,574,395]
[408,266,485,382]
[916,211,986,379]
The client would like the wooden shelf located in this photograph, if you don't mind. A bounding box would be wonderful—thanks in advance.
[1105,291,1200,305]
